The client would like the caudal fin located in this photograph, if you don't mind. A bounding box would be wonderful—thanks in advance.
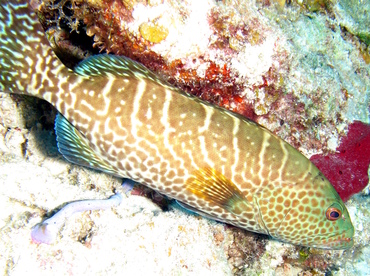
[0,0,63,97]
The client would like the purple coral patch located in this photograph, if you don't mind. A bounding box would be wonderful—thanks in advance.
[310,121,370,201]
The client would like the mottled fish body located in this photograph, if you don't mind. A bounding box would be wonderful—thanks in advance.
[0,0,354,249]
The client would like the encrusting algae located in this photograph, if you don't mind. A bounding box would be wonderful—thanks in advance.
[0,0,354,250]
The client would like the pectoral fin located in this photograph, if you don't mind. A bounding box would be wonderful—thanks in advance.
[185,167,252,216]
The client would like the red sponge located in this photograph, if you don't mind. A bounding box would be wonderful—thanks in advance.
[310,121,370,201]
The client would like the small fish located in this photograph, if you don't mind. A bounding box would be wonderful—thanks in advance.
[0,0,354,249]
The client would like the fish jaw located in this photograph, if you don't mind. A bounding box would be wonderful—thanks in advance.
[321,233,354,250]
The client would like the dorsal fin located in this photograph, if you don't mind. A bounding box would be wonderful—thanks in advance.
[185,168,252,216]
[73,54,171,86]
[54,113,117,175]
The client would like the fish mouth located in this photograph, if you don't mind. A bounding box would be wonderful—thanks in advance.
[331,237,353,248]
[321,233,354,249]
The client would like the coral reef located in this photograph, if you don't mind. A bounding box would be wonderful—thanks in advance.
[333,0,370,46]
[223,227,267,274]
[1,0,370,274]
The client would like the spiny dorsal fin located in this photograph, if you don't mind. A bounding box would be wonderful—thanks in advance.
[54,114,117,175]
[185,168,252,216]
[73,54,171,87]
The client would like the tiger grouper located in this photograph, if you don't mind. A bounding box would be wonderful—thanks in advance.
[0,0,354,249]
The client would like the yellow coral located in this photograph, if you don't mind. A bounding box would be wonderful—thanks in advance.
[139,22,169,44]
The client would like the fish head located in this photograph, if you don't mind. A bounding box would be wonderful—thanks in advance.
[306,173,354,249]
[255,172,354,249]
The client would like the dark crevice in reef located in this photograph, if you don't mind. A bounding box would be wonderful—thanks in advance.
[36,0,100,69]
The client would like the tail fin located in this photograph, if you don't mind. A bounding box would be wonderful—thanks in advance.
[0,0,64,98]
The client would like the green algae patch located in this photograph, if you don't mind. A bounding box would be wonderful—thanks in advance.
[335,0,370,46]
